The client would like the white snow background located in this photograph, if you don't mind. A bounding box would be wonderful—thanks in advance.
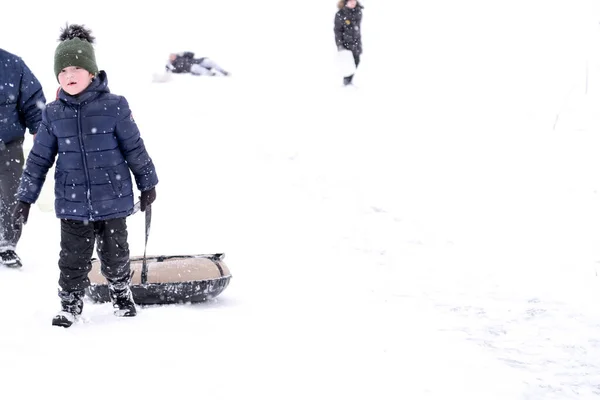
[2,0,600,398]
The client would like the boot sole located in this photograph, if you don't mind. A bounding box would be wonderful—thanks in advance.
[0,261,22,268]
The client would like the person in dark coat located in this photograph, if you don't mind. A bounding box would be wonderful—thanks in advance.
[166,52,230,76]
[0,48,46,268]
[334,0,364,86]
[13,24,159,328]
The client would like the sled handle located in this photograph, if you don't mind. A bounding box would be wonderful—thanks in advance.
[141,204,152,284]
[130,201,151,284]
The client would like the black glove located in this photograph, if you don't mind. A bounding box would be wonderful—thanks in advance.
[140,188,156,212]
[12,201,31,229]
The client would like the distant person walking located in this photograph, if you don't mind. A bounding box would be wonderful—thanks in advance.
[0,48,46,268]
[334,0,364,86]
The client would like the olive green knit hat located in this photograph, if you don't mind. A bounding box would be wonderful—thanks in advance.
[54,24,98,80]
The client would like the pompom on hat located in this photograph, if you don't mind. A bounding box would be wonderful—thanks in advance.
[54,23,98,80]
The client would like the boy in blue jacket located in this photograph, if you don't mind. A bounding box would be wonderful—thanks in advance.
[0,48,45,268]
[13,24,159,328]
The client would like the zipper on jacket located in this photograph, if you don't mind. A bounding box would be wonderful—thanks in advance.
[77,104,94,220]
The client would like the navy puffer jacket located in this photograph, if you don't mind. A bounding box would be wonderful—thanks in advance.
[334,4,363,54]
[17,71,158,221]
[0,48,46,144]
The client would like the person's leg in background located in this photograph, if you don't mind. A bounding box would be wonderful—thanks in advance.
[190,63,215,76]
[0,138,25,268]
[198,58,230,76]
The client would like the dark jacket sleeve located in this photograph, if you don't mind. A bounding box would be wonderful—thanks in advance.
[17,109,57,204]
[18,62,46,135]
[182,52,195,58]
[334,12,344,48]
[114,97,158,192]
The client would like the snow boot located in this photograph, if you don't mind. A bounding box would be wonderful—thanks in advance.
[52,290,84,328]
[109,284,137,317]
[0,250,22,268]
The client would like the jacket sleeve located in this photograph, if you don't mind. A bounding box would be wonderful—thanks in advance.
[17,109,57,204]
[334,13,344,48]
[114,97,159,192]
[17,61,46,135]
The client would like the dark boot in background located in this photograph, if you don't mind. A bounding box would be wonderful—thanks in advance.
[343,75,354,86]
[0,250,22,268]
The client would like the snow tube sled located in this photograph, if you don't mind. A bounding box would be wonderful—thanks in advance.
[86,253,231,305]
[85,203,231,305]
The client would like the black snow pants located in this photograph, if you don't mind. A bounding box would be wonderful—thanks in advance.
[344,51,361,85]
[58,217,131,293]
[0,138,24,252]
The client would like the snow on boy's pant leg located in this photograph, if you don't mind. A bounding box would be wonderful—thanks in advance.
[0,138,24,251]
[95,217,131,287]
[58,219,95,292]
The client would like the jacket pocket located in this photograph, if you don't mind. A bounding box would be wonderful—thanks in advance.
[54,170,67,199]
[108,169,123,194]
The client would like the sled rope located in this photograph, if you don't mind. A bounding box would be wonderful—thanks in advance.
[141,204,152,284]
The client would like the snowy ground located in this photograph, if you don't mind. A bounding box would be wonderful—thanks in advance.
[2,0,600,398]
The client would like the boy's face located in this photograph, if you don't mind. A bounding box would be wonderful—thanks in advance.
[346,0,357,8]
[58,66,94,95]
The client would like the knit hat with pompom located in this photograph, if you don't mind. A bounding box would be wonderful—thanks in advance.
[54,24,98,80]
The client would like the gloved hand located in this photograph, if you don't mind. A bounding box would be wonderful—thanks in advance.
[140,187,156,212]
[12,201,31,229]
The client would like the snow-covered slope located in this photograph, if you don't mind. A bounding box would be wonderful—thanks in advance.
[1,0,600,398]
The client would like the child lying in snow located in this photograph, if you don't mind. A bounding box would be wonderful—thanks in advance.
[166,52,230,76]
